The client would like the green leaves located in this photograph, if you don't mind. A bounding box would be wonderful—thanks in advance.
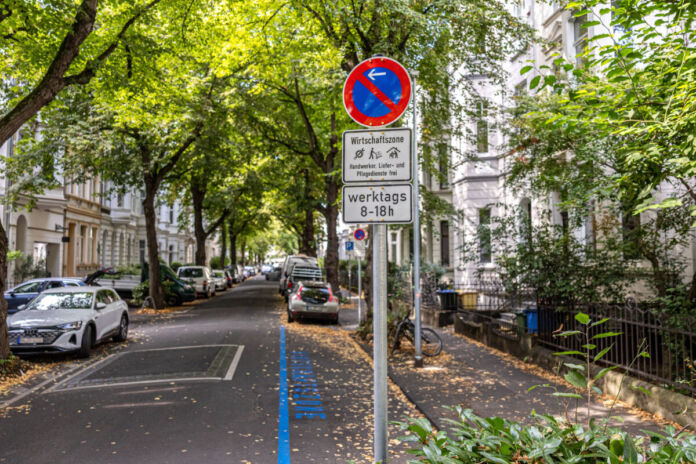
[575,312,591,325]
[564,370,588,389]
[399,409,696,463]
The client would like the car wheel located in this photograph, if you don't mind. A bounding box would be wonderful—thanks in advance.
[113,315,129,342]
[331,314,339,324]
[78,324,94,358]
[287,311,294,323]
[166,294,182,306]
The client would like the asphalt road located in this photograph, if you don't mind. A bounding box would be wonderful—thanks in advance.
[0,277,417,463]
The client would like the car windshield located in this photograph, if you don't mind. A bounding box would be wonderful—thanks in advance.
[213,271,223,277]
[11,281,42,293]
[26,292,94,310]
[179,268,203,278]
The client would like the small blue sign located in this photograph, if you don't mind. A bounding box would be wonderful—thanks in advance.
[345,241,354,251]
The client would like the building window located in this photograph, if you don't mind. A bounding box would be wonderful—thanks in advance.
[117,194,124,208]
[573,14,589,67]
[478,208,492,263]
[139,240,146,263]
[169,206,174,224]
[438,146,449,189]
[475,100,489,153]
[440,221,450,266]
[390,232,398,263]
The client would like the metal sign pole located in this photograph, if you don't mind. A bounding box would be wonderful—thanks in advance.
[412,74,423,368]
[373,223,388,462]
[357,256,362,324]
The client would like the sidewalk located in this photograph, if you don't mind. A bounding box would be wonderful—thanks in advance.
[337,303,670,436]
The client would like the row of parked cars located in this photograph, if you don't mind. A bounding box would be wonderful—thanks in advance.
[3,262,254,358]
[275,255,339,323]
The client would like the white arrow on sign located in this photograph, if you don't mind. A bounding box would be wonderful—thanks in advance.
[368,69,386,81]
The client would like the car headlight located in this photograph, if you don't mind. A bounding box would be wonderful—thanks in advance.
[58,321,83,331]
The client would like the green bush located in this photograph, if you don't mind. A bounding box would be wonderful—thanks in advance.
[209,256,229,269]
[133,280,178,307]
[116,263,141,275]
[398,408,696,463]
[170,261,183,272]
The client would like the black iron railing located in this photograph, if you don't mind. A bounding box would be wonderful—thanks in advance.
[537,303,696,397]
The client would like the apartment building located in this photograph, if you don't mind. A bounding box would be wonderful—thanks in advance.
[1,135,215,286]
[451,0,696,290]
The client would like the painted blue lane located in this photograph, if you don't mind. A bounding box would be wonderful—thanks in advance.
[278,325,291,464]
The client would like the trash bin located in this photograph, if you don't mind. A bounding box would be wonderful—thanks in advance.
[523,307,538,334]
[457,292,477,310]
[437,290,457,310]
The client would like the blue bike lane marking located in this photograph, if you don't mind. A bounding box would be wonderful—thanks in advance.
[279,326,328,463]
[278,326,290,464]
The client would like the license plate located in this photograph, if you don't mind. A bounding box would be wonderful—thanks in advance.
[20,336,43,344]
[306,305,323,311]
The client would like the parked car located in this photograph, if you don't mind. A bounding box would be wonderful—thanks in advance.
[284,261,323,301]
[4,278,88,314]
[235,264,245,282]
[279,255,322,301]
[266,266,282,281]
[177,266,214,298]
[286,281,339,323]
[220,269,233,288]
[279,255,320,298]
[243,265,256,278]
[261,264,273,275]
[211,270,228,292]
[8,286,129,357]
[94,263,195,306]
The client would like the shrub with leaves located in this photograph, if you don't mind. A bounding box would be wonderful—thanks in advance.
[398,407,696,463]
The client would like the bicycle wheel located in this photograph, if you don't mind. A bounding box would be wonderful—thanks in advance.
[390,321,407,357]
[420,328,443,357]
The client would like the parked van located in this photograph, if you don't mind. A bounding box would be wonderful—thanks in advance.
[279,255,320,299]
[177,266,215,298]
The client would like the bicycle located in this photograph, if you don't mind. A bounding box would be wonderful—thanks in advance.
[390,314,443,357]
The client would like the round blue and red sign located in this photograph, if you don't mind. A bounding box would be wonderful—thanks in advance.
[353,228,366,241]
[343,57,412,127]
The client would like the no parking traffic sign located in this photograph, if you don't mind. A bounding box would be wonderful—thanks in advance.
[343,57,412,127]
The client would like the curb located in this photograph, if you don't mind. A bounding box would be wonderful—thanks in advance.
[350,335,442,431]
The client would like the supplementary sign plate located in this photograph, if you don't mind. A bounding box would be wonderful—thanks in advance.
[343,128,412,183]
[342,184,413,224]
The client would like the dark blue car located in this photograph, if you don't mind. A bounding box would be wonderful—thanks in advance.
[5,278,87,314]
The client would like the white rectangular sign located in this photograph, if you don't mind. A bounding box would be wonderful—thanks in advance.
[342,184,413,224]
[342,128,412,183]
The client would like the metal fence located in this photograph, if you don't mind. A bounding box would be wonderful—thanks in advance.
[453,278,696,397]
[537,302,696,397]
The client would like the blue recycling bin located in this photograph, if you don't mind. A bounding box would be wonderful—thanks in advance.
[524,307,538,334]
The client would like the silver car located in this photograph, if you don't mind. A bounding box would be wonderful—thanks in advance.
[8,286,129,357]
[286,281,339,323]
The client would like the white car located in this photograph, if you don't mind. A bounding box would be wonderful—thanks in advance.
[8,286,129,357]
[211,270,227,292]
[177,266,214,298]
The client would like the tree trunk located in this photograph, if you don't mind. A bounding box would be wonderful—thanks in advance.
[0,221,10,358]
[219,221,227,268]
[299,169,317,257]
[229,230,237,266]
[240,238,246,266]
[323,113,340,292]
[324,181,340,292]
[143,180,166,309]
[191,179,207,266]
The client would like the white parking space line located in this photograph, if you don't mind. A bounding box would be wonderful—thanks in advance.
[43,352,124,394]
[224,345,245,380]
